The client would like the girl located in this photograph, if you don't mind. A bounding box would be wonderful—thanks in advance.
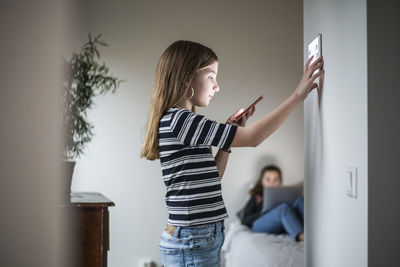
[241,165,305,242]
[141,40,323,266]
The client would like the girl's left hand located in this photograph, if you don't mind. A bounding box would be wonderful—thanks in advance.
[226,106,256,127]
[255,193,263,204]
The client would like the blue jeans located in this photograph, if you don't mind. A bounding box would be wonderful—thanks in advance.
[252,196,304,241]
[159,221,225,267]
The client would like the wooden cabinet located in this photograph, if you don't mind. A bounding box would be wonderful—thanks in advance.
[67,192,115,267]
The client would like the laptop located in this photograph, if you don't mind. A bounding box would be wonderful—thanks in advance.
[261,185,303,214]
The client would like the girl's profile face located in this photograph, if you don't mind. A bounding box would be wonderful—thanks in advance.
[190,61,219,107]
[261,170,281,187]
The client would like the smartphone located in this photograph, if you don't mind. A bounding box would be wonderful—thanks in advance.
[233,95,264,123]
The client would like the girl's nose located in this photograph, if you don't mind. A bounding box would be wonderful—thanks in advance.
[213,83,220,92]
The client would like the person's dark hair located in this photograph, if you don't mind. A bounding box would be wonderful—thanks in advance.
[249,165,282,196]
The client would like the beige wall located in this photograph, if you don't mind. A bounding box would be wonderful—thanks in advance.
[71,1,304,266]
[0,1,68,266]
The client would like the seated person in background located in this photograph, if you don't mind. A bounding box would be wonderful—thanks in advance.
[241,165,304,242]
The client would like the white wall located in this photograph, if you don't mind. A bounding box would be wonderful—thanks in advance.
[304,0,368,266]
[70,1,304,266]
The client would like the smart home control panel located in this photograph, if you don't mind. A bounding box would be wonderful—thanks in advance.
[307,33,322,74]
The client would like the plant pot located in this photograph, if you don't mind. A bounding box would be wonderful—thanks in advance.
[61,160,75,204]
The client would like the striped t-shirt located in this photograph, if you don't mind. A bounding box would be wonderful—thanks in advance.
[158,107,238,226]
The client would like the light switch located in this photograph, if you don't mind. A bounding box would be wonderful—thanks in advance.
[346,167,357,198]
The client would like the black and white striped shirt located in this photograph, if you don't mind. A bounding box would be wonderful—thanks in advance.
[158,107,238,226]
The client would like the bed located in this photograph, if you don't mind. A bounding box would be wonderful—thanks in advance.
[222,219,304,267]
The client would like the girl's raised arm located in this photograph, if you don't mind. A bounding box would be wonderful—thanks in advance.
[231,56,324,148]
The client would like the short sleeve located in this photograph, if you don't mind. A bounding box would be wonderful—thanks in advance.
[170,109,237,150]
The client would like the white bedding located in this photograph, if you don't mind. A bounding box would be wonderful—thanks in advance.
[222,220,304,267]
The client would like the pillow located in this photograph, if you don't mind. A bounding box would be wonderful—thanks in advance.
[261,185,303,214]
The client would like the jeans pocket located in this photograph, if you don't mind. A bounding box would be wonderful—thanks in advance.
[159,245,181,255]
[189,233,216,250]
[159,246,185,267]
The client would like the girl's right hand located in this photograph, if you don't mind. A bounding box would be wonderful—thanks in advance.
[294,55,325,101]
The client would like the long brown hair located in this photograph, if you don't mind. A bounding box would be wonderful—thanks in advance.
[249,165,282,196]
[140,40,218,160]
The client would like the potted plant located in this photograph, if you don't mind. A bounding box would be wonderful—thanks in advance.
[61,33,123,203]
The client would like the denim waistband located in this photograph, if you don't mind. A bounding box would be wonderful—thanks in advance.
[160,220,225,253]
[165,220,224,239]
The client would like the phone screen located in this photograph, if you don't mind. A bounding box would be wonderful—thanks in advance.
[233,95,263,123]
